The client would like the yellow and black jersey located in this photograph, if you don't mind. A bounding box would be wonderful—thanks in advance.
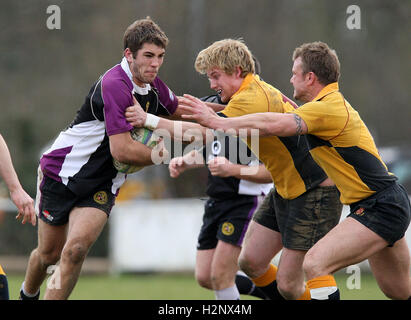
[220,73,327,200]
[293,82,397,204]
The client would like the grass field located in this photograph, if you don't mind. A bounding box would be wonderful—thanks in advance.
[6,271,388,300]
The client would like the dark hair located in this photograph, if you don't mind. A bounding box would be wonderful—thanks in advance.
[293,41,340,85]
[123,17,169,57]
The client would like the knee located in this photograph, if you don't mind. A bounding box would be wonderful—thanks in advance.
[210,269,230,290]
[238,252,262,279]
[380,282,411,300]
[36,248,61,268]
[195,271,212,290]
[61,240,89,266]
[276,276,302,300]
[302,251,325,279]
[383,291,409,300]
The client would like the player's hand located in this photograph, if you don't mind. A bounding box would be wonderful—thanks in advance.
[168,156,186,178]
[178,94,219,128]
[207,157,234,178]
[125,96,146,127]
[11,188,36,226]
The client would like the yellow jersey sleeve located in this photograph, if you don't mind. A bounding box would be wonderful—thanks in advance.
[293,99,349,141]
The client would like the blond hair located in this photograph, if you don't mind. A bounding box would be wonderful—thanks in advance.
[292,41,340,85]
[195,39,255,77]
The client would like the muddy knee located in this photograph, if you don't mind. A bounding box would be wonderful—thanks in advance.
[61,241,89,265]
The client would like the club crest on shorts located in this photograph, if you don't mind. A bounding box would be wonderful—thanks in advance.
[354,207,365,216]
[221,222,235,236]
[93,191,108,205]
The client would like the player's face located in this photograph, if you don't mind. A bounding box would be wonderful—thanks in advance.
[290,57,310,102]
[206,67,242,103]
[128,43,165,87]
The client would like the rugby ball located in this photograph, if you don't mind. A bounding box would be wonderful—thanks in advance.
[113,127,161,174]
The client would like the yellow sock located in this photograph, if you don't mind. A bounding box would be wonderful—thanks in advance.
[297,285,311,300]
[251,264,277,287]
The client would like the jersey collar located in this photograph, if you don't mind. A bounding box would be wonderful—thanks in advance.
[312,82,339,101]
[232,73,256,98]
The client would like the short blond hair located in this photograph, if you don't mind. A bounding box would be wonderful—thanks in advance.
[195,39,255,77]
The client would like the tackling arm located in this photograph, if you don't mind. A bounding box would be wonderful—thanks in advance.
[125,96,214,143]
[178,94,308,137]
[209,112,307,137]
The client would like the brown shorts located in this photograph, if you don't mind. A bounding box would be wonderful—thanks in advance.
[253,186,343,250]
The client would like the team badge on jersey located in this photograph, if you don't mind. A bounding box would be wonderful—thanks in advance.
[93,191,108,205]
[221,222,235,236]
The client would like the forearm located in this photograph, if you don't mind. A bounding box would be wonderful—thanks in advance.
[211,113,295,137]
[110,133,155,166]
[146,115,214,144]
[228,164,273,183]
[0,135,22,192]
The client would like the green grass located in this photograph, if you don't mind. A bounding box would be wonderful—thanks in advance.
[6,271,388,300]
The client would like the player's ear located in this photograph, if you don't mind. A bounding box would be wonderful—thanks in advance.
[124,48,133,62]
[235,66,242,78]
[306,71,316,85]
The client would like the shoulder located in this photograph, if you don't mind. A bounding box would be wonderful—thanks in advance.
[101,65,133,105]
[101,64,132,92]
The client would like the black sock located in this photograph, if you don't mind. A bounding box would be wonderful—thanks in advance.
[310,288,340,300]
[0,274,9,300]
[259,280,285,300]
[235,274,267,299]
[329,289,340,300]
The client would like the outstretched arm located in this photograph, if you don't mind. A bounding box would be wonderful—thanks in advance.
[125,96,214,143]
[207,157,272,183]
[178,94,308,137]
[161,97,225,120]
[0,134,36,226]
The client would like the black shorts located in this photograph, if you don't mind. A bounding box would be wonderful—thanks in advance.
[253,186,343,250]
[197,195,261,250]
[36,172,115,226]
[348,182,411,246]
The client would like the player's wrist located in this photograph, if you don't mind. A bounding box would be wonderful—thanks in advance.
[144,113,160,130]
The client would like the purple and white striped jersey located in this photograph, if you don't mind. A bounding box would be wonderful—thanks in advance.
[40,58,177,197]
